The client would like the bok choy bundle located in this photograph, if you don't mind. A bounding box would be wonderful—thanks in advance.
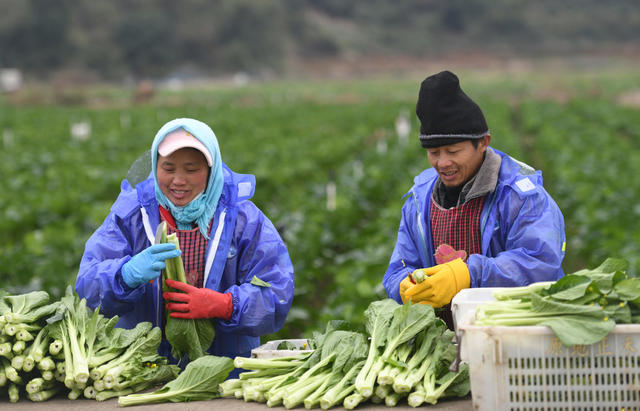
[220,299,470,408]
[158,221,216,364]
[475,257,639,346]
[0,287,178,403]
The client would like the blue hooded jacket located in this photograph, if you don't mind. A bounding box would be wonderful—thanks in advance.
[383,148,566,302]
[76,162,295,360]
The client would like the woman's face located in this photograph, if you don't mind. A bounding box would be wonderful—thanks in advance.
[156,148,209,206]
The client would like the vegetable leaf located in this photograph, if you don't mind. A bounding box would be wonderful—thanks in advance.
[250,276,272,287]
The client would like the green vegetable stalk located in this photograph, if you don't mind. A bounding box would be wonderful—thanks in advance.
[159,222,216,363]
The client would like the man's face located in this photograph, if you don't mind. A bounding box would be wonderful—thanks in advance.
[426,135,490,188]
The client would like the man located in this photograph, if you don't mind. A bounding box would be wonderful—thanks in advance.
[383,70,566,329]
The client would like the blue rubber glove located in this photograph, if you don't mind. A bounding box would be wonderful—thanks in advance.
[121,243,181,288]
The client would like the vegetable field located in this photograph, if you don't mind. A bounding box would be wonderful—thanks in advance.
[1,69,639,340]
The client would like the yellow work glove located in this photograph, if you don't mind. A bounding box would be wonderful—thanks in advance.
[399,276,415,304]
[402,258,470,308]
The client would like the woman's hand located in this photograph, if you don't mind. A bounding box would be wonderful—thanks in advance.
[121,243,181,288]
[163,279,233,320]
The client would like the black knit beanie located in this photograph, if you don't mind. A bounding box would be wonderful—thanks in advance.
[416,70,488,148]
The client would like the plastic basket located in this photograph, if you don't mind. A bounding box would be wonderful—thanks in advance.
[250,339,313,359]
[458,321,640,411]
[451,287,502,333]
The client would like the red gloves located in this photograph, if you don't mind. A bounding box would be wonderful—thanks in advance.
[434,244,467,265]
[163,279,233,320]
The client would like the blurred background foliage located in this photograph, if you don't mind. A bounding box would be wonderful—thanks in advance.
[0,1,639,340]
[0,0,639,81]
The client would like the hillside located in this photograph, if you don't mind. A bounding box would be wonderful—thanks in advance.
[0,0,639,82]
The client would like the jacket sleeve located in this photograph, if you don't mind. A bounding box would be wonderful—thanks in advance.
[383,196,424,303]
[218,202,294,337]
[75,192,151,317]
[467,183,566,287]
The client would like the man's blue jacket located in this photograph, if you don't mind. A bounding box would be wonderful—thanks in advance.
[384,148,566,302]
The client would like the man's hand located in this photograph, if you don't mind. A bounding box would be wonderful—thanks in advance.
[163,279,233,320]
[402,258,470,307]
[399,275,415,304]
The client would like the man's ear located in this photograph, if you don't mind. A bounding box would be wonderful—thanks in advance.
[480,134,491,151]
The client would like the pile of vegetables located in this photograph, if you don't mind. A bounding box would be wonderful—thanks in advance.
[0,288,178,403]
[475,258,639,346]
[220,299,470,409]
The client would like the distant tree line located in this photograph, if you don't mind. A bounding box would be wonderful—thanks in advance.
[0,0,638,81]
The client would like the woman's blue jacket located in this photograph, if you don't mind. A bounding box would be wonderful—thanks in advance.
[76,163,294,360]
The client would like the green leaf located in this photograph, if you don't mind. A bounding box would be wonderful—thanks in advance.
[614,278,640,301]
[530,293,605,317]
[250,276,272,287]
[118,355,234,406]
[595,257,629,274]
[364,299,399,349]
[569,258,630,294]
[165,316,215,362]
[544,275,592,301]
[603,302,631,324]
[383,302,436,357]
[3,291,50,315]
[540,315,616,346]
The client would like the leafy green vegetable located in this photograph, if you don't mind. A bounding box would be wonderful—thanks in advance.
[223,299,469,408]
[160,222,216,363]
[353,298,398,397]
[356,300,436,398]
[118,355,234,406]
[0,286,177,402]
[476,257,636,346]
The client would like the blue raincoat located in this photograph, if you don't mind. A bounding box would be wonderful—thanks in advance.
[383,148,566,303]
[76,163,295,360]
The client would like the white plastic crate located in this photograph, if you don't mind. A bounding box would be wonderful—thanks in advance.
[451,287,503,361]
[458,322,640,410]
[451,287,503,333]
[250,339,313,359]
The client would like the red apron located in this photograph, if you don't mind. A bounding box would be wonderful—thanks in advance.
[430,195,485,329]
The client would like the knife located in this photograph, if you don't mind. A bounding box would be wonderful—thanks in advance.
[151,221,166,285]
[155,221,165,246]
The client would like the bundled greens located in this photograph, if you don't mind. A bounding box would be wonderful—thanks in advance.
[118,354,234,406]
[221,299,469,408]
[0,288,178,403]
[159,221,216,363]
[475,257,639,346]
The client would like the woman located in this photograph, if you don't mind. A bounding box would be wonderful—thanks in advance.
[76,117,295,362]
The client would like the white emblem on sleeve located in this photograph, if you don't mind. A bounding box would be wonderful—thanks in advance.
[237,181,252,198]
[515,177,535,193]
